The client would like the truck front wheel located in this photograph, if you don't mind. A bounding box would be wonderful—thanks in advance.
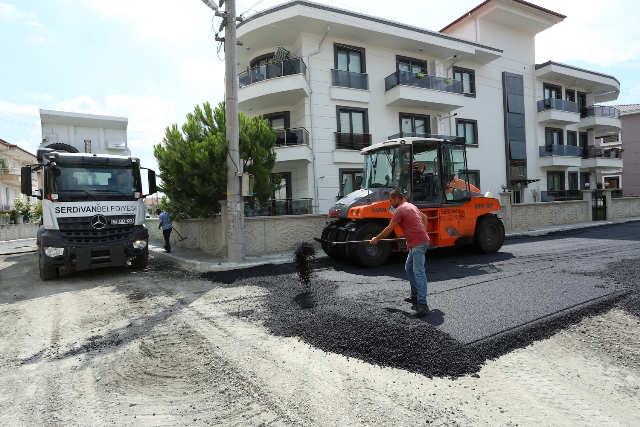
[474,215,505,254]
[131,255,148,269]
[39,250,60,281]
[347,222,391,268]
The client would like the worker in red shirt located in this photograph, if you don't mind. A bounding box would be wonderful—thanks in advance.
[370,189,430,317]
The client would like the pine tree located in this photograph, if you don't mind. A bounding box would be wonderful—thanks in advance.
[153,102,278,218]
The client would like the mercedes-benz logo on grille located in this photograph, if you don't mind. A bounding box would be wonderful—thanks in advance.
[91,214,108,230]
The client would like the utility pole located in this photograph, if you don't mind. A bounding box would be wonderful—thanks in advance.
[201,0,244,262]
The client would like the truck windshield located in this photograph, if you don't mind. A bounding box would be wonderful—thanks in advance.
[49,165,141,197]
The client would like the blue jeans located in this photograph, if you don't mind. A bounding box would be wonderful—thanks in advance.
[405,242,429,305]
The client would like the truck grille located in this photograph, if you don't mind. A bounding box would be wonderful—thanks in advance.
[58,216,135,245]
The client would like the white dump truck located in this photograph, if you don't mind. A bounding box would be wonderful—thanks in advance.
[21,109,157,280]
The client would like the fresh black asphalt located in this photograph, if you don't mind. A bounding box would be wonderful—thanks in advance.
[201,221,640,378]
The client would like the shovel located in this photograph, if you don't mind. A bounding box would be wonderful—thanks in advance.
[173,227,187,242]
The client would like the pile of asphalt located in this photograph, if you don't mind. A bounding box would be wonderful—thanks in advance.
[200,258,630,379]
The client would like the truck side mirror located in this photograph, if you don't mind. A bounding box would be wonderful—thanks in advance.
[147,169,157,195]
[21,166,32,196]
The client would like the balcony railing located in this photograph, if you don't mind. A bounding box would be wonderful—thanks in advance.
[245,198,313,216]
[540,190,583,202]
[384,71,464,93]
[274,128,309,147]
[539,144,582,157]
[238,58,307,88]
[331,69,369,90]
[0,167,20,175]
[581,105,620,119]
[335,133,372,150]
[537,98,580,113]
[387,132,465,143]
[582,146,623,159]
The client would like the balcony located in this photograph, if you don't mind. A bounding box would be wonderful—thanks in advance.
[335,133,372,151]
[581,146,623,171]
[0,167,21,183]
[273,128,312,163]
[579,105,621,133]
[237,58,309,111]
[331,69,369,90]
[387,132,465,143]
[536,98,580,125]
[538,144,582,168]
[384,71,465,111]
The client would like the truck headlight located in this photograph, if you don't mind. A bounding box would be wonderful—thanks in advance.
[133,239,147,249]
[44,247,64,257]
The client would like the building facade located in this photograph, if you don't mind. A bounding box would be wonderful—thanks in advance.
[0,138,37,215]
[235,0,622,214]
[612,105,640,196]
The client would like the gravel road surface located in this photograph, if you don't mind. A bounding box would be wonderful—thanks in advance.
[0,222,638,426]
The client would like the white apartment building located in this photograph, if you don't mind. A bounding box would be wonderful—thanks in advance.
[1,138,37,214]
[235,0,622,214]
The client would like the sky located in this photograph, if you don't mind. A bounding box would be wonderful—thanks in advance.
[1,0,639,176]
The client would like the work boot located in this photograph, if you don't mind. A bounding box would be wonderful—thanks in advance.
[404,296,417,304]
[414,304,430,317]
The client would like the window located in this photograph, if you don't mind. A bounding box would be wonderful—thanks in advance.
[271,172,291,199]
[456,119,478,145]
[250,53,274,69]
[518,166,526,177]
[548,172,564,191]
[580,172,590,189]
[263,112,290,146]
[577,92,587,110]
[453,67,476,95]
[566,89,576,102]
[263,111,289,130]
[567,131,577,146]
[568,172,579,190]
[339,169,363,198]
[336,106,370,150]
[333,44,367,89]
[400,113,430,136]
[545,127,563,146]
[543,84,562,100]
[459,170,480,189]
[335,44,365,73]
[397,56,426,74]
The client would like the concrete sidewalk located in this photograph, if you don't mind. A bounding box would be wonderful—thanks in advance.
[151,216,640,272]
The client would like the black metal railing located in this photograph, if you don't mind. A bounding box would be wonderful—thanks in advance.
[274,128,309,147]
[537,98,580,113]
[331,69,369,90]
[245,198,313,216]
[612,189,623,198]
[581,105,620,119]
[384,71,464,93]
[238,58,307,88]
[539,144,582,157]
[335,133,372,150]
[387,132,466,143]
[540,190,583,202]
[581,146,623,159]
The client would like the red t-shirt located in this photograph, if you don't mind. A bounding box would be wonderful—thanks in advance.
[391,202,430,249]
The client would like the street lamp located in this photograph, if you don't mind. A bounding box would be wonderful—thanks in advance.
[501,184,507,191]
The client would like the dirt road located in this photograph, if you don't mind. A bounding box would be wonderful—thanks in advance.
[1,250,639,426]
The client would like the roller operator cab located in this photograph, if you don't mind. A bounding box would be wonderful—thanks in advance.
[320,137,505,267]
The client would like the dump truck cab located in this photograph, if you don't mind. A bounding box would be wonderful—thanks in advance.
[320,136,504,267]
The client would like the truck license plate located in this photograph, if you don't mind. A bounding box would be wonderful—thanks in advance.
[111,218,134,225]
